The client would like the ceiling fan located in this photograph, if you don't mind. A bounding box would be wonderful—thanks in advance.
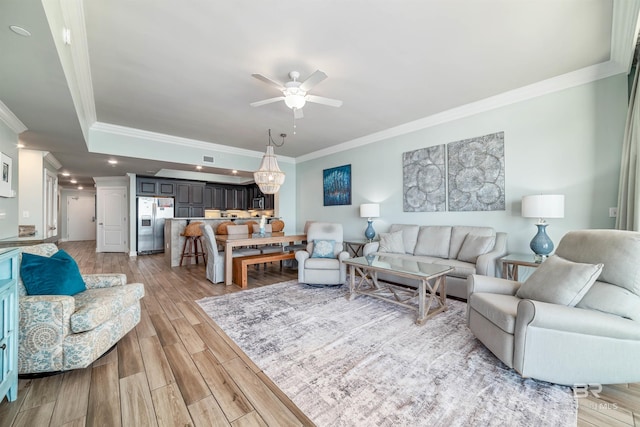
[250,70,343,119]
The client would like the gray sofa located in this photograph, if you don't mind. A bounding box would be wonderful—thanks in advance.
[363,224,507,299]
[467,229,640,385]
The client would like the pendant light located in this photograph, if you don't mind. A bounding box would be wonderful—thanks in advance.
[253,129,286,194]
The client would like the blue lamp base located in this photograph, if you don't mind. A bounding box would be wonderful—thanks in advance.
[530,223,554,262]
[364,219,376,241]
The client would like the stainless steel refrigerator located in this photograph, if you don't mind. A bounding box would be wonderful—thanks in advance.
[137,197,174,254]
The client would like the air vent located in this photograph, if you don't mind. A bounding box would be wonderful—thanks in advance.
[203,155,214,164]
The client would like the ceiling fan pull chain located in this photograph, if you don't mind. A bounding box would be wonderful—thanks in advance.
[293,110,297,134]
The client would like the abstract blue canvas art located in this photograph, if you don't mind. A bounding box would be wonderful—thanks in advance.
[323,164,351,206]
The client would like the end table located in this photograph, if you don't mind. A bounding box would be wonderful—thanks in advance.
[500,253,544,281]
[343,239,375,257]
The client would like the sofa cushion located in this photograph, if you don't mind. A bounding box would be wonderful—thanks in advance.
[449,226,496,259]
[389,224,420,254]
[457,234,496,263]
[469,293,520,334]
[432,259,476,279]
[21,249,86,296]
[516,255,603,306]
[414,226,452,259]
[70,283,144,333]
[378,230,405,254]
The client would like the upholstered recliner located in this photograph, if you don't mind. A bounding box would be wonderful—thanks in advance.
[17,243,144,374]
[467,229,640,385]
[295,222,350,286]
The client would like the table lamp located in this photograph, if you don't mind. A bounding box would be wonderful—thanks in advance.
[521,194,565,262]
[360,203,380,241]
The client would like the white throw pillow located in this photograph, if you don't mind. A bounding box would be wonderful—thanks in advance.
[457,234,496,263]
[516,255,603,306]
[378,230,405,254]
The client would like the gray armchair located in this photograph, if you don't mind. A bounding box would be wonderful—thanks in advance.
[295,222,350,286]
[467,229,640,385]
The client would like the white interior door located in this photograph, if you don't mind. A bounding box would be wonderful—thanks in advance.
[67,196,96,241]
[97,186,128,252]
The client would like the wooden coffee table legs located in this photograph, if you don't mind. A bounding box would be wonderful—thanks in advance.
[346,264,448,325]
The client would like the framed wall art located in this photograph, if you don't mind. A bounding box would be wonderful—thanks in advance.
[0,153,12,198]
[323,164,351,206]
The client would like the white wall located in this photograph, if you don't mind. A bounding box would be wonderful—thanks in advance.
[0,121,18,239]
[296,75,628,254]
[18,149,44,235]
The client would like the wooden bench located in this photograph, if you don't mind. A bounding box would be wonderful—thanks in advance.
[232,251,296,288]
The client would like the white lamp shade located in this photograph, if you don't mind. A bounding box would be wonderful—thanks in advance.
[360,203,380,218]
[522,195,565,219]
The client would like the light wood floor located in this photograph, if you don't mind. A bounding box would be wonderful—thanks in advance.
[1,241,639,426]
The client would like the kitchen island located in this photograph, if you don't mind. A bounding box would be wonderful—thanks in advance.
[163,217,279,267]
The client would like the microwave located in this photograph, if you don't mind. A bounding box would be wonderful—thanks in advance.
[252,197,264,209]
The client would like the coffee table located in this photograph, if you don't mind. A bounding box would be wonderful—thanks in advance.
[343,255,453,325]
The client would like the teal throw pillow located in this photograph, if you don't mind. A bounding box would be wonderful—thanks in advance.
[21,249,87,296]
[311,240,336,258]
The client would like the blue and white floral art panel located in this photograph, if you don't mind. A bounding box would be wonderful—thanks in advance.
[447,131,505,212]
[402,145,446,212]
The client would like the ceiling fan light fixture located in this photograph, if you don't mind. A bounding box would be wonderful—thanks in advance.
[284,94,306,110]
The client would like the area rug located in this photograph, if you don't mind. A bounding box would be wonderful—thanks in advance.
[197,280,577,426]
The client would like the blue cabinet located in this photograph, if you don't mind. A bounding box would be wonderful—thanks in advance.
[0,248,18,402]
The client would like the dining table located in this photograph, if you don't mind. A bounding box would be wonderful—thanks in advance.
[215,232,307,286]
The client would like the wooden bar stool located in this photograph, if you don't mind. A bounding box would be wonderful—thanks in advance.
[179,222,207,266]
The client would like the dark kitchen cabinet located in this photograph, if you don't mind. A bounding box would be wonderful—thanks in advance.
[225,186,247,210]
[137,177,175,196]
[175,181,205,217]
[158,181,175,196]
[247,183,274,210]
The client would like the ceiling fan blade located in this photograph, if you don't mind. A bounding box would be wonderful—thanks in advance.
[251,73,285,90]
[299,70,328,91]
[305,94,343,108]
[250,96,285,107]
[294,108,304,119]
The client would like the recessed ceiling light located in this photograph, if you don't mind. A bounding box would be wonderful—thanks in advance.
[10,26,31,37]
[196,165,203,170]
[70,179,77,184]
[16,143,25,148]
[108,159,118,165]
[62,172,70,177]
[78,186,83,190]
[232,170,238,174]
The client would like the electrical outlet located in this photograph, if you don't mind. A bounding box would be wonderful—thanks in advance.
[22,210,29,218]
[609,207,618,218]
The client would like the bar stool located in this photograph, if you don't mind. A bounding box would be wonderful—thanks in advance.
[180,221,207,266]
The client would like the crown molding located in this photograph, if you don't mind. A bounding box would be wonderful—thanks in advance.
[0,100,27,134]
[43,0,96,142]
[610,0,640,74]
[297,61,625,163]
[43,152,62,170]
[90,122,296,164]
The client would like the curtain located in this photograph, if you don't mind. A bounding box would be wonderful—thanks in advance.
[616,63,640,231]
